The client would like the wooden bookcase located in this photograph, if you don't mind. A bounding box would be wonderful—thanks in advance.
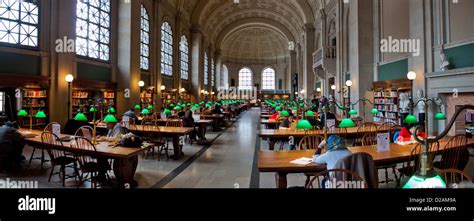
[372,79,412,124]
[21,88,49,128]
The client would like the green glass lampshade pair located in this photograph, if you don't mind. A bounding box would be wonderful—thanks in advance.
[17,110,47,119]
[403,112,447,124]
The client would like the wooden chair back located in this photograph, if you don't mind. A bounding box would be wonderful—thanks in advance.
[438,135,468,170]
[306,169,367,189]
[298,135,324,150]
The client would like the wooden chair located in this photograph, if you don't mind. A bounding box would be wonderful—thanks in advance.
[166,120,184,128]
[354,123,378,146]
[142,125,169,161]
[74,126,94,140]
[439,169,473,188]
[71,137,104,189]
[298,135,324,150]
[435,135,469,170]
[397,142,440,187]
[379,122,402,142]
[328,126,348,138]
[28,122,60,168]
[298,135,324,187]
[361,133,377,146]
[305,169,368,189]
[41,132,79,187]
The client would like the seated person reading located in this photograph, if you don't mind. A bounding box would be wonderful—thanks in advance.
[312,135,352,170]
[99,117,125,142]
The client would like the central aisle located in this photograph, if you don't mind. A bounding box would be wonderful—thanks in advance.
[164,108,261,188]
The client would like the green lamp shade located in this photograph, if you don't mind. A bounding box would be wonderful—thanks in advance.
[103,114,118,123]
[191,107,198,111]
[141,109,150,115]
[169,104,175,108]
[147,105,154,109]
[181,104,186,108]
[280,111,290,117]
[404,115,418,124]
[187,103,191,106]
[108,107,116,114]
[174,106,182,111]
[296,120,313,130]
[348,109,358,115]
[206,104,211,108]
[164,109,172,115]
[434,112,447,120]
[74,113,88,121]
[371,109,379,115]
[35,111,47,119]
[89,107,97,112]
[299,103,304,107]
[17,110,28,117]
[403,174,446,189]
[306,111,315,117]
[339,105,345,110]
[292,107,297,111]
[275,106,282,111]
[134,105,141,109]
[339,118,356,128]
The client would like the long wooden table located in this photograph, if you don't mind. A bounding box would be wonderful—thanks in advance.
[20,130,149,188]
[126,125,194,160]
[259,127,389,150]
[259,137,474,188]
[155,119,213,140]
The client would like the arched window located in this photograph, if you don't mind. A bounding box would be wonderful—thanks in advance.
[76,0,111,61]
[140,5,150,71]
[221,65,229,88]
[239,68,253,90]
[262,68,276,90]
[211,59,215,87]
[161,21,173,76]
[179,35,189,80]
[203,53,209,85]
[0,0,39,47]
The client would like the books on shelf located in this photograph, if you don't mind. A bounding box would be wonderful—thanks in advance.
[23,90,47,98]
[72,91,89,99]
[104,91,115,99]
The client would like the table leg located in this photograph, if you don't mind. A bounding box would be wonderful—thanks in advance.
[276,172,288,189]
[171,135,184,160]
[199,124,207,140]
[269,138,275,151]
[113,156,139,188]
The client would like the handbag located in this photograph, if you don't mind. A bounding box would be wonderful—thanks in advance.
[119,133,143,148]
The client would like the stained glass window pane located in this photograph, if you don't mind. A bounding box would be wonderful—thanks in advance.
[140,5,150,71]
[262,68,276,90]
[75,0,111,61]
[161,21,173,76]
[180,35,189,80]
[239,68,252,90]
[0,0,39,47]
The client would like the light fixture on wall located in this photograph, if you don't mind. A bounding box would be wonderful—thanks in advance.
[180,88,186,93]
[65,74,74,119]
[316,88,321,92]
[331,85,336,90]
[161,85,166,91]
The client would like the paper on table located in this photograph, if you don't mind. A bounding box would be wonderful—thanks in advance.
[290,157,313,165]
[327,119,336,132]
[377,132,390,152]
[52,124,61,138]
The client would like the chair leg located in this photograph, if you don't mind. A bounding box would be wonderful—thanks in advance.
[28,147,37,166]
[48,165,55,182]
[384,168,390,185]
[40,150,45,169]
[61,166,66,187]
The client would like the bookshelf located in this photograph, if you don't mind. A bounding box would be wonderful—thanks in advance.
[72,90,90,114]
[372,79,412,124]
[141,91,153,106]
[21,88,48,127]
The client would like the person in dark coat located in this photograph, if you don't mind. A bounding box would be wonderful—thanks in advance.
[0,122,26,170]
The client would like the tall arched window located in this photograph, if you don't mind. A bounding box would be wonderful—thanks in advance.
[239,68,253,90]
[140,5,150,71]
[76,0,111,61]
[179,35,189,80]
[211,59,215,87]
[203,53,209,85]
[262,68,276,90]
[161,21,173,76]
[221,65,229,88]
[0,0,39,47]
